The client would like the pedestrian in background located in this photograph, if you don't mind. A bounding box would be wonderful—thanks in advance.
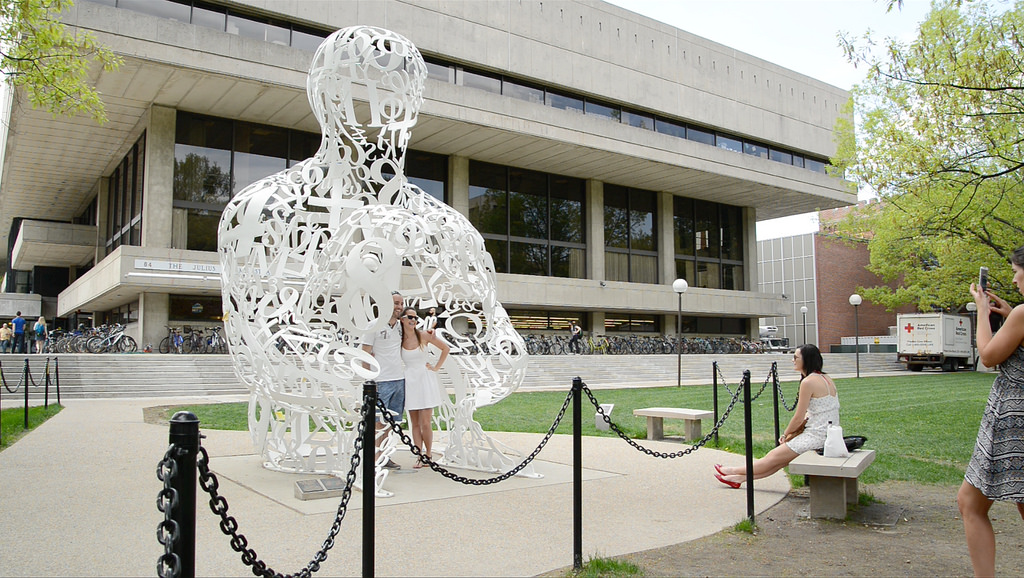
[11,312,26,354]
[0,323,11,353]
[33,316,47,354]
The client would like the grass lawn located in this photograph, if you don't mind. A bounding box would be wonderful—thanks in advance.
[1,404,63,450]
[163,371,997,486]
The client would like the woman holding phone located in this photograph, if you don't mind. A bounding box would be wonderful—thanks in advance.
[961,247,1024,577]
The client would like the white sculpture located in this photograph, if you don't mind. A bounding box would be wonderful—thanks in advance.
[218,25,529,495]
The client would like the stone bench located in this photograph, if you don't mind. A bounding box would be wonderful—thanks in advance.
[788,449,876,519]
[632,407,713,441]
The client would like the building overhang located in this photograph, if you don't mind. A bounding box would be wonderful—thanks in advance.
[11,220,98,270]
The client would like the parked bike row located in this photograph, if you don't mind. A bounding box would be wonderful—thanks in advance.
[524,333,768,355]
[159,325,228,354]
[43,324,138,354]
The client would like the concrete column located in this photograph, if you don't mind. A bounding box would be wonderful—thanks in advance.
[658,191,675,284]
[449,155,469,216]
[140,292,169,351]
[143,105,176,248]
[95,179,109,262]
[586,180,604,280]
[743,206,758,338]
[589,310,606,335]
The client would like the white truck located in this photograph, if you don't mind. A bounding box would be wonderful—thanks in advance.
[896,313,973,372]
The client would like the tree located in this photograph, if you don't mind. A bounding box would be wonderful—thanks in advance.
[833,0,1024,311]
[0,0,121,123]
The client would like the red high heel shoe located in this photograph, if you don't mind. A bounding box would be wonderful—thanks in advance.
[714,472,741,489]
[714,464,727,476]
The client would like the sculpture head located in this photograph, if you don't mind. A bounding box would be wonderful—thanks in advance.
[307,26,427,163]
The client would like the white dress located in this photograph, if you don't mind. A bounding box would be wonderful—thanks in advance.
[402,345,443,410]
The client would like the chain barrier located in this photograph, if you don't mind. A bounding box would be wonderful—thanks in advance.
[775,367,798,412]
[0,359,13,393]
[377,388,574,485]
[718,364,773,403]
[157,445,185,578]
[585,381,744,458]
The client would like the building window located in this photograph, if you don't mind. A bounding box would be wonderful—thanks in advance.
[674,198,744,290]
[507,309,584,331]
[604,185,657,284]
[469,161,585,278]
[169,295,224,323]
[605,313,659,333]
[105,133,145,252]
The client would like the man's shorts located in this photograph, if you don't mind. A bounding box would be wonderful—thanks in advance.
[375,379,406,424]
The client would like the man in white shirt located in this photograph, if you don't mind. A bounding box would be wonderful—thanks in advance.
[360,290,406,469]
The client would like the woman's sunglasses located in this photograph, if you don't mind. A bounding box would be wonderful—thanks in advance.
[404,314,419,321]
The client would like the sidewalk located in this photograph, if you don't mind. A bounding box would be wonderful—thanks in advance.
[0,396,789,577]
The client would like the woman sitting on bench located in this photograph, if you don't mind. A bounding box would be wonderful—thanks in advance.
[713,343,839,488]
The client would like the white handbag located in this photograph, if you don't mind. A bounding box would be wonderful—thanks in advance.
[823,421,850,458]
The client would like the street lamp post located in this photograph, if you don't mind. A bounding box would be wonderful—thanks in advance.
[966,302,978,371]
[849,294,862,378]
[800,305,808,346]
[673,279,689,388]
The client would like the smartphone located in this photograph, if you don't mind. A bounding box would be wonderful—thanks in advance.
[979,266,989,292]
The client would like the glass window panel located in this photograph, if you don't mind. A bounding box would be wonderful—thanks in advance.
[675,259,695,285]
[630,315,659,333]
[549,175,584,243]
[792,154,805,168]
[720,205,743,260]
[697,316,721,334]
[233,122,287,194]
[716,135,742,153]
[805,158,826,173]
[118,0,190,23]
[186,209,221,252]
[622,110,653,130]
[292,28,326,51]
[288,131,320,166]
[770,149,793,164]
[697,261,721,289]
[192,5,226,30]
[503,80,545,104]
[509,168,547,239]
[584,100,620,122]
[424,60,452,83]
[605,314,629,333]
[121,150,133,227]
[629,189,656,251]
[604,250,629,282]
[407,150,448,203]
[509,241,548,276]
[227,14,290,45]
[723,264,744,290]
[694,200,720,259]
[603,185,629,249]
[687,126,715,145]
[461,69,501,94]
[547,91,584,113]
[110,167,121,235]
[551,246,585,278]
[469,161,507,235]
[630,254,658,284]
[744,142,769,159]
[721,317,745,335]
[673,196,695,256]
[483,238,507,273]
[655,118,686,138]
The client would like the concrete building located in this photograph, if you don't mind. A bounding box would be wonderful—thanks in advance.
[0,0,854,348]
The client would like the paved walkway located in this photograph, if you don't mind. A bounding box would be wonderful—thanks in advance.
[0,395,791,577]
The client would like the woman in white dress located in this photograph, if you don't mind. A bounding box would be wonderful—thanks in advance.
[400,307,450,467]
[713,344,840,487]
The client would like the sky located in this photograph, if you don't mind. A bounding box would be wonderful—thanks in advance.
[603,0,935,240]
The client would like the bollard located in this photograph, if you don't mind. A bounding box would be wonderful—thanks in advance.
[23,358,29,429]
[771,362,780,445]
[572,377,583,571]
[54,357,60,405]
[712,362,720,445]
[362,381,377,578]
[168,411,200,578]
[44,358,50,409]
[742,370,755,524]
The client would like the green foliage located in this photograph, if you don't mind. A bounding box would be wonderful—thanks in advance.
[563,556,643,577]
[1,403,63,450]
[732,518,757,534]
[0,0,121,122]
[166,372,996,487]
[834,1,1024,310]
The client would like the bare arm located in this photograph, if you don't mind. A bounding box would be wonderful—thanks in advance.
[424,330,450,371]
[971,283,1024,367]
[780,376,815,443]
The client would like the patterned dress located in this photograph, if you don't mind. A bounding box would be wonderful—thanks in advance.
[785,394,841,455]
[965,346,1024,502]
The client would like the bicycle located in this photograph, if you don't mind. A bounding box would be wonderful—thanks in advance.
[87,323,137,353]
[159,326,185,354]
[206,325,227,354]
[182,326,205,353]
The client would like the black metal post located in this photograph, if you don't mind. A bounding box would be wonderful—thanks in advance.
[854,304,861,378]
[712,362,719,445]
[43,358,50,409]
[572,376,583,570]
[676,294,682,388]
[771,362,780,445]
[168,411,200,578]
[23,358,29,429]
[54,357,60,405]
[742,370,755,524]
[362,381,377,578]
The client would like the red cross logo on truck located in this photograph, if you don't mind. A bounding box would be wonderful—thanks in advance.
[904,323,914,333]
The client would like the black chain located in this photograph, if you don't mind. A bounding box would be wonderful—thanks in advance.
[196,403,369,578]
[719,365,773,403]
[776,370,798,412]
[156,445,184,578]
[0,359,15,393]
[25,358,41,388]
[584,381,744,458]
[377,388,574,485]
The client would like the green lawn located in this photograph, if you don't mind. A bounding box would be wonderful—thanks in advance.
[164,371,996,486]
[1,404,63,450]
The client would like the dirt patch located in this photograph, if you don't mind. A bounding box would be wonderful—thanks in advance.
[580,481,1024,577]
[142,404,177,427]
